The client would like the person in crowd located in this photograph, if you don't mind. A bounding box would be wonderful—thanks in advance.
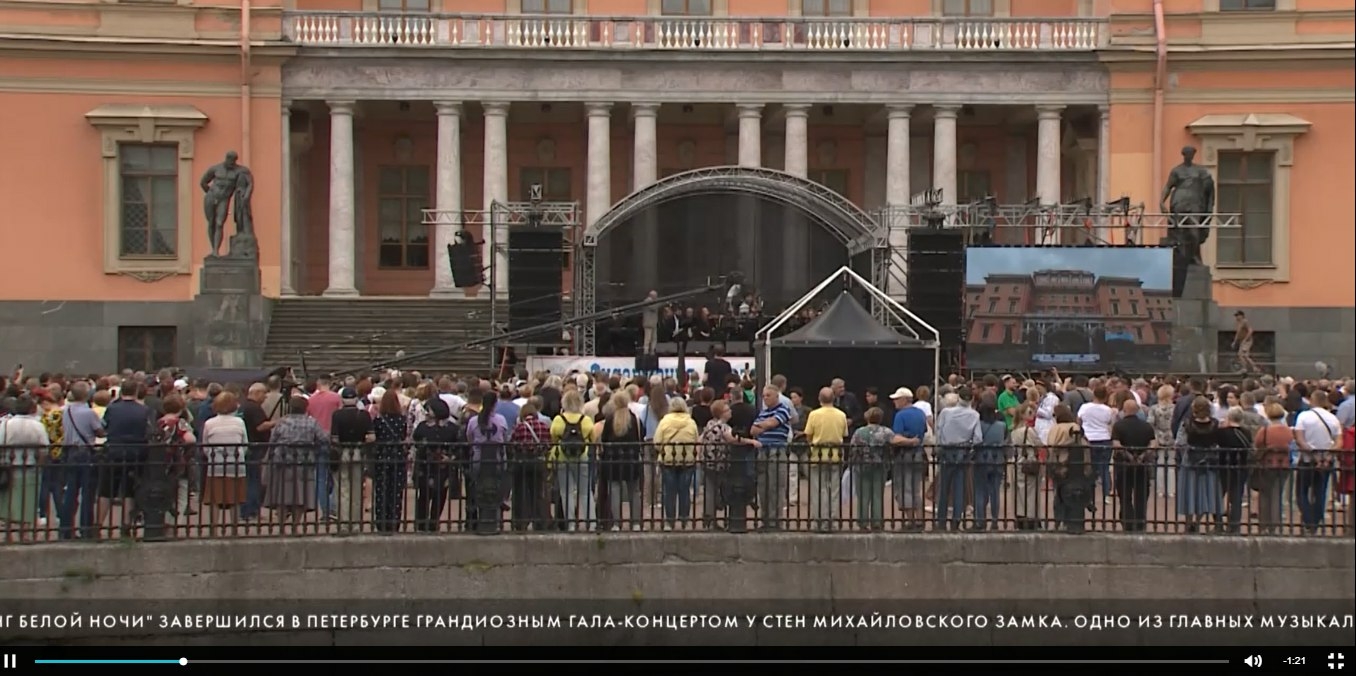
[35,387,64,530]
[1046,405,1090,534]
[1292,389,1340,535]
[156,395,197,527]
[550,389,594,532]
[99,382,150,538]
[266,396,328,532]
[1010,403,1044,530]
[848,407,892,532]
[1216,407,1253,534]
[655,397,699,531]
[972,399,1006,532]
[1252,402,1293,535]
[411,397,458,533]
[508,400,551,532]
[1110,398,1155,532]
[997,375,1022,430]
[330,387,373,532]
[0,396,46,541]
[830,379,862,430]
[1078,386,1117,506]
[369,390,408,534]
[465,389,508,534]
[594,391,643,532]
[934,387,983,531]
[750,384,793,531]
[200,392,247,537]
[889,387,927,532]
[803,387,847,532]
[59,381,105,540]
[1146,383,1178,499]
[1175,396,1223,534]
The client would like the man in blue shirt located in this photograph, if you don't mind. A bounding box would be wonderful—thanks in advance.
[751,384,791,530]
[60,381,105,540]
[889,387,928,530]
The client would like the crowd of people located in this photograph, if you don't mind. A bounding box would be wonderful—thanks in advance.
[0,362,1352,541]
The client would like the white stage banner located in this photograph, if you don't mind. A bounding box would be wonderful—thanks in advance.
[525,355,757,381]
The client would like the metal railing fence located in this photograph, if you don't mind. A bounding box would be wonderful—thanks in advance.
[0,442,1350,542]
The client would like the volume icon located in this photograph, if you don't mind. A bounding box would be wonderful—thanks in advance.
[1245,655,1262,668]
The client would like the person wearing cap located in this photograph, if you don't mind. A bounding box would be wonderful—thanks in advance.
[411,397,459,532]
[330,386,374,531]
[889,387,927,530]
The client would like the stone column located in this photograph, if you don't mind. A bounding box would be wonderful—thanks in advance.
[932,104,960,205]
[280,103,295,296]
[586,102,613,228]
[1096,104,1111,242]
[323,100,358,297]
[631,103,660,295]
[781,104,810,298]
[482,101,511,299]
[431,101,463,298]
[885,104,913,299]
[1036,104,1065,207]
[735,104,763,285]
[736,104,763,168]
[782,104,809,178]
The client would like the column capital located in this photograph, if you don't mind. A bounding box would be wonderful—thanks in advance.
[326,100,356,115]
[631,102,660,118]
[932,104,961,119]
[434,101,463,116]
[585,102,613,117]
[482,101,511,117]
[1035,104,1066,119]
[782,103,811,118]
[886,104,914,120]
[736,103,764,119]
[1098,104,1110,117]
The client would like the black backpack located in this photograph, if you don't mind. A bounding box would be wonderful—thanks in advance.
[559,414,586,458]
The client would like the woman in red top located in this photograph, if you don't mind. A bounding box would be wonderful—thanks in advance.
[1251,402,1293,535]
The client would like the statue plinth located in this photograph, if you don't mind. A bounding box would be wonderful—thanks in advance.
[194,256,269,369]
[1170,263,1220,374]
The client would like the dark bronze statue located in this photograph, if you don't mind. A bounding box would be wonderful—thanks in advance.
[1160,145,1215,265]
[201,151,256,259]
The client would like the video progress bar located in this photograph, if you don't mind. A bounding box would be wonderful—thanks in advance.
[182,659,1231,665]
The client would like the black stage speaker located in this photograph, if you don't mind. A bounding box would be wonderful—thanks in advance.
[906,230,966,347]
[447,239,483,289]
[635,351,660,373]
[508,230,565,333]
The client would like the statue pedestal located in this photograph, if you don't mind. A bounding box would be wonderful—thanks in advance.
[193,256,269,368]
[1170,263,1219,374]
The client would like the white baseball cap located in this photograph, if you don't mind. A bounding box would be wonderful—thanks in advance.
[890,387,913,400]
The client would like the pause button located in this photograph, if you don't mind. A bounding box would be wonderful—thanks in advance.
[2,654,16,669]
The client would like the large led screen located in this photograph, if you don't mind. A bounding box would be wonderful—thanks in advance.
[964,246,1175,372]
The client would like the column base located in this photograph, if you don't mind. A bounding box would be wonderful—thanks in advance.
[322,287,360,298]
[428,287,464,299]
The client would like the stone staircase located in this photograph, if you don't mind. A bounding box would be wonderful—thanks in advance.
[262,298,499,376]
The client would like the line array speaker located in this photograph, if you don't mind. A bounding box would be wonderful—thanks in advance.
[507,230,565,334]
[906,230,966,347]
[447,239,483,289]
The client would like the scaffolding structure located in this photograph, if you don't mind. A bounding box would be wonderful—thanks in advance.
[574,165,891,355]
[875,199,1242,248]
[423,199,581,367]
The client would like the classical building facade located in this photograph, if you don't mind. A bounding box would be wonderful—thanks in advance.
[966,270,1174,348]
[0,0,1351,373]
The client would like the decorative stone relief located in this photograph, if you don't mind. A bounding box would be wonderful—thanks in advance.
[676,139,696,168]
[123,270,177,283]
[536,137,557,163]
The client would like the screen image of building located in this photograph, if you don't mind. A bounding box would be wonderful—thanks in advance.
[0,0,1351,373]
[965,268,1173,370]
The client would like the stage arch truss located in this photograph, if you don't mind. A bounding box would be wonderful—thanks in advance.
[573,166,890,355]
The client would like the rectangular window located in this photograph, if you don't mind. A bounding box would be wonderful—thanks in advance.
[801,0,852,16]
[119,144,178,259]
[522,0,572,13]
[661,0,711,15]
[987,298,997,313]
[1111,301,1120,315]
[1130,300,1139,315]
[957,170,991,204]
[808,169,849,197]
[1007,299,1017,313]
[378,0,431,10]
[981,323,991,340]
[1219,0,1275,10]
[1216,150,1274,266]
[520,167,573,201]
[941,0,993,16]
[117,326,177,373]
[377,166,431,269]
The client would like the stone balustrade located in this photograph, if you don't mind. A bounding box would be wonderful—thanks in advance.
[284,13,1106,51]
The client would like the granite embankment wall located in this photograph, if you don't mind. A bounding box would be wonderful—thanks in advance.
[0,534,1352,646]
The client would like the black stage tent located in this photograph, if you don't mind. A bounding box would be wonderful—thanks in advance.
[757,290,939,399]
